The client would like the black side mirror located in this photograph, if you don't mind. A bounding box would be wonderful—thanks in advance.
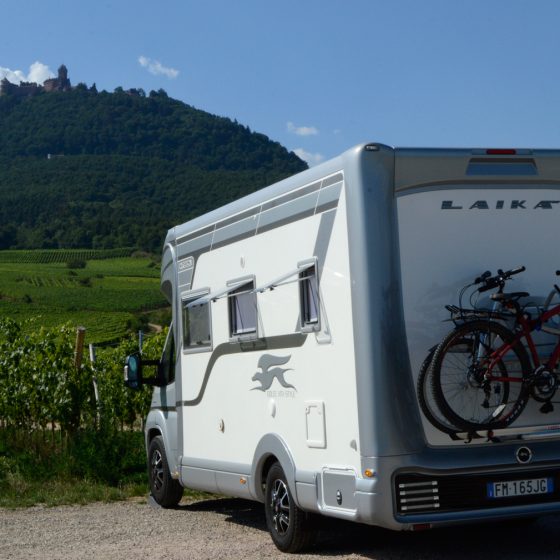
[124,353,143,390]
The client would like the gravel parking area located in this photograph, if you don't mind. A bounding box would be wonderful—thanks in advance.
[2,497,560,560]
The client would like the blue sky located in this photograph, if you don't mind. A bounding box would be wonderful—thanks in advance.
[2,0,560,165]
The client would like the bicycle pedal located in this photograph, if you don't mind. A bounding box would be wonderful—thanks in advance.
[540,401,554,414]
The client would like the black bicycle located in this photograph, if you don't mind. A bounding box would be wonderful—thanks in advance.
[417,266,528,433]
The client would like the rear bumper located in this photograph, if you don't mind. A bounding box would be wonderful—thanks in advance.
[304,443,560,530]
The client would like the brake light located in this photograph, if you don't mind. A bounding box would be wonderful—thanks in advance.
[486,149,517,155]
[412,523,432,531]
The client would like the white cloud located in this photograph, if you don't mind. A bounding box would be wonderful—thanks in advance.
[0,61,54,84]
[27,61,54,83]
[138,56,179,79]
[287,121,318,136]
[293,148,325,167]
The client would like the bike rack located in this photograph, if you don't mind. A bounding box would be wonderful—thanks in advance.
[451,423,560,444]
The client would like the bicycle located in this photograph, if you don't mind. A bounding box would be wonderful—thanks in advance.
[417,266,526,434]
[429,269,560,432]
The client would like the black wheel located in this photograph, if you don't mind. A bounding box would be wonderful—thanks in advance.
[430,320,530,431]
[417,344,465,434]
[264,462,315,553]
[148,435,183,507]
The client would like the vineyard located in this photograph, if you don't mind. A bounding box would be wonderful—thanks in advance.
[0,319,161,433]
[0,248,134,264]
[0,250,167,343]
[0,250,172,505]
[0,318,166,504]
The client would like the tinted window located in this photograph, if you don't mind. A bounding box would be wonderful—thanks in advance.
[183,298,212,349]
[300,265,319,328]
[229,281,257,337]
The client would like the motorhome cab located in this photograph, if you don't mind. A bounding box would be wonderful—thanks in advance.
[125,143,560,552]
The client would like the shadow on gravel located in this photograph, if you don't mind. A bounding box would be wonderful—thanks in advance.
[183,498,266,531]
[180,498,560,559]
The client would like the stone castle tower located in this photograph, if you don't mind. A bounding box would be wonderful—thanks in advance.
[43,65,71,92]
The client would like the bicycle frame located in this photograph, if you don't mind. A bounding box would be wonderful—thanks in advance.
[484,302,560,382]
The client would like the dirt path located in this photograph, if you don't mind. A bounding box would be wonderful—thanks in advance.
[1,497,560,559]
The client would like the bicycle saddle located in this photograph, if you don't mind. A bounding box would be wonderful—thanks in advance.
[490,291,530,302]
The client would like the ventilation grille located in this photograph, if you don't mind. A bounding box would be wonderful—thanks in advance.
[395,469,560,516]
[397,480,440,512]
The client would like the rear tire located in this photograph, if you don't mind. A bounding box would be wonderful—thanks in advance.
[417,344,464,434]
[264,462,315,553]
[430,320,530,431]
[148,435,183,507]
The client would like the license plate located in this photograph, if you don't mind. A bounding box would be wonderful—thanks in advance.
[487,478,553,499]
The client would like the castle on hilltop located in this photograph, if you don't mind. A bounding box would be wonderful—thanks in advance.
[0,64,72,98]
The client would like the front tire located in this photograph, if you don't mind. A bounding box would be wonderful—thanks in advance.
[264,462,315,553]
[148,435,183,507]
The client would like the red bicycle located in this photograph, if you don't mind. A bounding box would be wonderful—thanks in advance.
[429,269,560,432]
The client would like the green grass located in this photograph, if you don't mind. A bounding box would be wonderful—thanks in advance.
[0,250,167,342]
[0,475,148,508]
[0,430,212,508]
[0,428,148,507]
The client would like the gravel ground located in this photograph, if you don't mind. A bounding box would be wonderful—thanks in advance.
[2,497,560,560]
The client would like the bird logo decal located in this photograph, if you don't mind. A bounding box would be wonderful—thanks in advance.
[251,354,295,391]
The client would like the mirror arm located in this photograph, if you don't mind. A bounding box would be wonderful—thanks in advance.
[141,359,166,386]
[142,359,160,366]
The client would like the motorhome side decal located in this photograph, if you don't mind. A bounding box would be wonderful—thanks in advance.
[177,334,306,407]
[251,354,295,392]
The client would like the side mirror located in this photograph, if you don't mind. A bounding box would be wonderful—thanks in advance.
[124,353,143,390]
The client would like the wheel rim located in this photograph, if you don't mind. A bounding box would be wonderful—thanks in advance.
[270,479,290,535]
[435,327,527,428]
[438,338,510,425]
[151,449,164,491]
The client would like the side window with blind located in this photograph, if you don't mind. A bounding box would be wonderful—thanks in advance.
[299,264,320,331]
[228,280,257,339]
[182,294,212,351]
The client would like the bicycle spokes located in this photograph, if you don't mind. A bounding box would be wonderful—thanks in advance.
[430,321,529,431]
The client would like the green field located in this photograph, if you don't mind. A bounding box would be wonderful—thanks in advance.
[0,250,167,343]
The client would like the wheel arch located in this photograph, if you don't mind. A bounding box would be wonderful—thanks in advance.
[250,434,299,505]
[144,410,178,473]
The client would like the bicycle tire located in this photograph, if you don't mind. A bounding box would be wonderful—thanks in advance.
[417,345,464,434]
[430,320,530,431]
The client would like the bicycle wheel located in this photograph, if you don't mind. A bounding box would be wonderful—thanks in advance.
[417,345,464,434]
[430,320,530,431]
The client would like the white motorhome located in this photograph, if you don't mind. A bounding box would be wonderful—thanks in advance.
[125,143,560,552]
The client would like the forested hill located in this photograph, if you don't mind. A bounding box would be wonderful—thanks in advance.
[0,87,307,251]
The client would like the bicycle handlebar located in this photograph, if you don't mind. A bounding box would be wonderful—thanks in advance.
[474,270,491,284]
[476,265,526,293]
[498,265,526,278]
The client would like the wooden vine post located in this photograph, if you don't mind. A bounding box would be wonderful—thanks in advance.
[74,326,86,369]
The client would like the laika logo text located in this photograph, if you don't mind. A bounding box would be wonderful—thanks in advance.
[251,354,296,392]
[441,200,560,210]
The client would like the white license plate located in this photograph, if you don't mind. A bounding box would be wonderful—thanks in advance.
[487,478,553,499]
